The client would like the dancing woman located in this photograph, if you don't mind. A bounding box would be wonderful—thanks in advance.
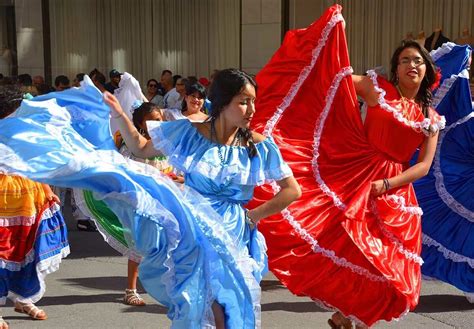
[413,42,474,302]
[0,85,69,329]
[0,69,300,328]
[249,5,445,328]
[106,68,301,327]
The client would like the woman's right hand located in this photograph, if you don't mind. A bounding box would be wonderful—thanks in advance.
[104,92,125,118]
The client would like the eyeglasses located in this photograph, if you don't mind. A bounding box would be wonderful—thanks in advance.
[148,84,157,88]
[399,57,425,66]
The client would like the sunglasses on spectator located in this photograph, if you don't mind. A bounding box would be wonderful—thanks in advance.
[148,84,157,88]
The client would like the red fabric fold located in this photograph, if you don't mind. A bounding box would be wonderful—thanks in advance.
[249,4,427,326]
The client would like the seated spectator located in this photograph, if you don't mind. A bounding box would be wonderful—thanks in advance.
[187,75,198,84]
[33,75,45,87]
[161,70,181,109]
[54,75,70,91]
[72,73,85,87]
[105,69,121,94]
[144,78,164,107]
[89,68,106,93]
[175,77,187,102]
[18,73,33,86]
[37,83,55,95]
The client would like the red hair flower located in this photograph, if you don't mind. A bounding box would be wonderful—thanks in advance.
[431,68,442,91]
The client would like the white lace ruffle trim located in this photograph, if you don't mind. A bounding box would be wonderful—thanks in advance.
[429,42,457,62]
[0,204,64,271]
[386,194,423,216]
[0,215,35,227]
[432,69,470,108]
[312,67,352,211]
[271,181,387,283]
[433,112,474,223]
[422,234,474,269]
[371,199,424,265]
[5,246,70,305]
[73,189,142,263]
[263,10,345,136]
[366,70,446,135]
[311,292,410,328]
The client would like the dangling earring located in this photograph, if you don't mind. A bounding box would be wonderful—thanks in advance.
[394,74,399,85]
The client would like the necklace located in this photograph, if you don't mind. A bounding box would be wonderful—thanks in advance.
[210,120,241,166]
[395,85,412,117]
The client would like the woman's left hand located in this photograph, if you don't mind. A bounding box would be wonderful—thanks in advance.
[370,180,385,196]
[247,209,259,227]
[46,191,61,204]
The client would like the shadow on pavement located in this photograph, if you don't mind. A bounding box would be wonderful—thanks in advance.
[58,276,144,292]
[261,279,286,291]
[38,293,123,306]
[122,304,168,315]
[36,293,167,314]
[262,301,326,313]
[66,230,122,259]
[416,294,474,313]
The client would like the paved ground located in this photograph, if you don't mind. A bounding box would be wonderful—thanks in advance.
[2,211,473,328]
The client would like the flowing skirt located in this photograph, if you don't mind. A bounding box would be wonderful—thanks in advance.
[0,77,262,328]
[0,175,69,304]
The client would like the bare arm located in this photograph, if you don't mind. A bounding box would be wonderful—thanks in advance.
[104,92,161,159]
[42,183,60,204]
[371,131,439,196]
[247,176,301,224]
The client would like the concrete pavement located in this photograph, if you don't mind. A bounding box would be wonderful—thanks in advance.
[2,218,473,328]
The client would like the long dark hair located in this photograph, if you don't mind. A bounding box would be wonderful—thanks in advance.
[0,84,23,119]
[389,40,436,118]
[181,82,207,112]
[208,68,258,157]
[132,102,162,137]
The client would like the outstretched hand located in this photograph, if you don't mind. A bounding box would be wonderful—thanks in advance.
[104,92,125,118]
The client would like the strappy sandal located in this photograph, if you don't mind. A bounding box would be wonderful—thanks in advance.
[0,316,9,329]
[124,289,146,306]
[14,302,47,320]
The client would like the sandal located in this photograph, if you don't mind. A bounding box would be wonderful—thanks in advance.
[124,289,146,306]
[328,312,353,329]
[0,316,8,329]
[14,301,47,320]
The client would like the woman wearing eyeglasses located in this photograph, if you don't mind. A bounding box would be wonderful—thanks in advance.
[145,78,164,108]
[249,5,444,328]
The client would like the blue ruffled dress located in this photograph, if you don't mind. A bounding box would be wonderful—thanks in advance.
[0,76,293,328]
[413,43,474,297]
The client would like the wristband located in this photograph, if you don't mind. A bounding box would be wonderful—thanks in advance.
[244,208,255,229]
[383,178,391,192]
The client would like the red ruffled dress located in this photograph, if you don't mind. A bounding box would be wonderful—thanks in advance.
[249,5,445,326]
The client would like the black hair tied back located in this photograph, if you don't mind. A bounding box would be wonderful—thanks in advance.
[208,68,258,158]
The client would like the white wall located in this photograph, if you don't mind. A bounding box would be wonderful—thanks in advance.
[241,0,282,75]
[15,0,44,77]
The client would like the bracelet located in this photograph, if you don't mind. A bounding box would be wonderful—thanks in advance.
[244,208,255,229]
[383,178,391,192]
